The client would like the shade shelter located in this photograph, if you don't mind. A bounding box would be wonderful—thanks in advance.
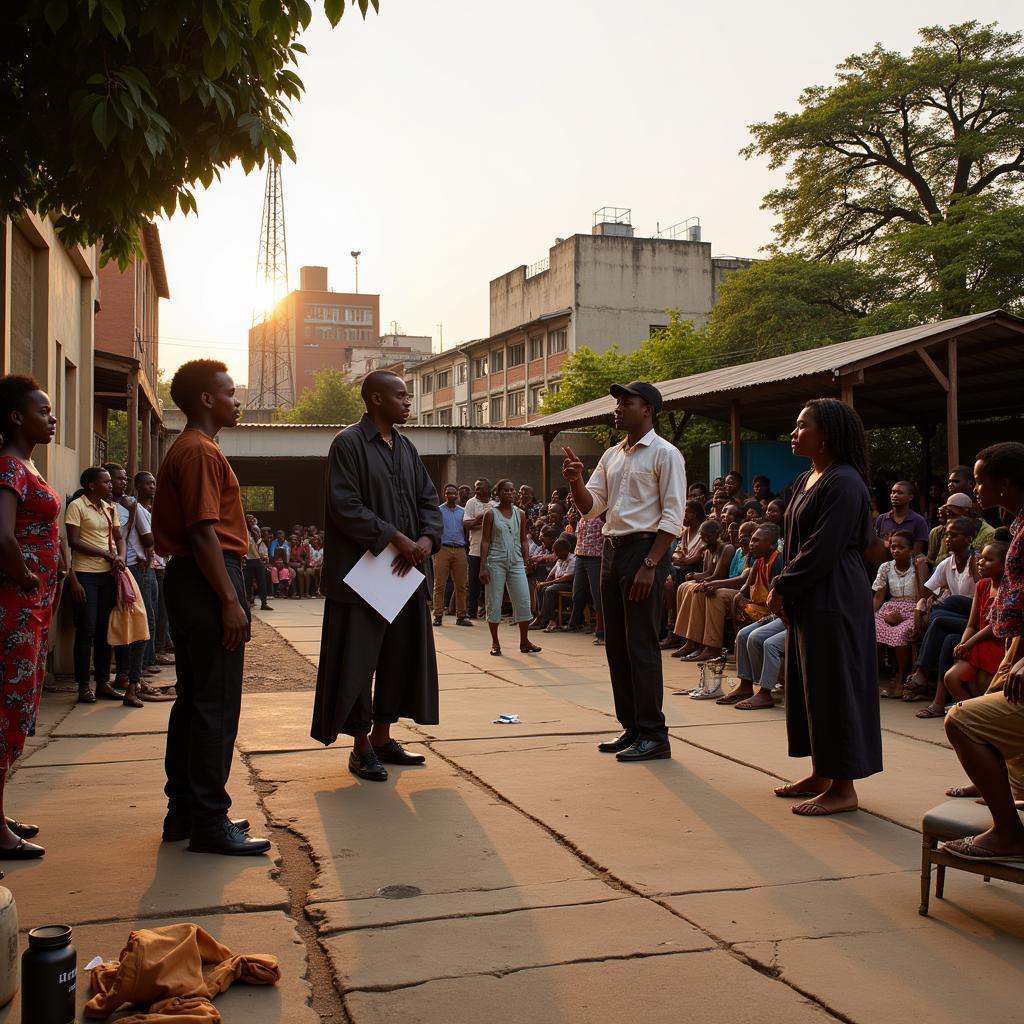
[526,309,1024,496]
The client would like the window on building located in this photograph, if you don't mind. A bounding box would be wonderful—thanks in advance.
[458,404,468,425]
[547,380,562,396]
[422,374,433,393]
[490,349,504,373]
[240,485,275,512]
[64,359,77,450]
[437,408,452,425]
[548,329,568,354]
[473,400,488,425]
[359,329,370,341]
[528,384,545,414]
[304,325,312,338]
[436,370,451,389]
[508,343,525,367]
[508,390,525,417]
[422,412,434,425]
[473,355,489,378]
[529,336,544,361]
[406,378,415,396]
[490,395,504,422]
[455,362,467,385]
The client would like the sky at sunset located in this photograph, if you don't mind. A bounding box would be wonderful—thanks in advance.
[156,0,1022,384]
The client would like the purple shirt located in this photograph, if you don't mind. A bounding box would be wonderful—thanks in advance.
[874,508,929,546]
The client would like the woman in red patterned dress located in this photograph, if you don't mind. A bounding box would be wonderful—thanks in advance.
[0,375,61,859]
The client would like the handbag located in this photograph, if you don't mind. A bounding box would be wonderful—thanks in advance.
[108,569,150,646]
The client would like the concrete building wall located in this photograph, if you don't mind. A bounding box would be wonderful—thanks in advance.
[490,238,576,336]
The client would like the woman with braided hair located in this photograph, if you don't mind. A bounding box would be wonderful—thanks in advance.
[767,398,881,816]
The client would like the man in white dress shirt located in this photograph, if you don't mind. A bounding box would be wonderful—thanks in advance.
[562,382,686,762]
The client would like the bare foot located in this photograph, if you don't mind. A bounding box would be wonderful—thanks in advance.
[735,693,775,710]
[792,791,859,816]
[716,684,753,705]
[774,775,831,798]
[946,783,979,798]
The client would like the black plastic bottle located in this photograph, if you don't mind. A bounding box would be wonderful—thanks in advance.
[21,925,76,1024]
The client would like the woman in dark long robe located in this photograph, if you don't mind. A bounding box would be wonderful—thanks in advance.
[768,398,882,816]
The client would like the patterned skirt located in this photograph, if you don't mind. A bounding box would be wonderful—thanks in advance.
[874,599,916,648]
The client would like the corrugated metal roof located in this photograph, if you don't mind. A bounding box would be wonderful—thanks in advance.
[528,309,1023,434]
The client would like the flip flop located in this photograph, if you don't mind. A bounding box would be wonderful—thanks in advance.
[915,705,947,719]
[945,786,976,798]
[735,699,776,711]
[774,783,827,799]
[941,836,1024,863]
[715,693,747,705]
[792,801,858,817]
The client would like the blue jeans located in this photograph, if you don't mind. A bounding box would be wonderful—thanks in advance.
[568,555,603,628]
[71,570,116,686]
[132,564,159,667]
[736,617,787,688]
[485,558,532,623]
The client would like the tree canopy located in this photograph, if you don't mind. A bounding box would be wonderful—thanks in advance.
[275,368,363,424]
[0,0,379,265]
[745,20,1024,316]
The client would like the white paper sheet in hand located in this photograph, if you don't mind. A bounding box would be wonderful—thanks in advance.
[343,542,425,623]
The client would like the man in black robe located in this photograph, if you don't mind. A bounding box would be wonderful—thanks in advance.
[311,371,442,781]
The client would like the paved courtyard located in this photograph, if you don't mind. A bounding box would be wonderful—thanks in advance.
[2,598,1023,1022]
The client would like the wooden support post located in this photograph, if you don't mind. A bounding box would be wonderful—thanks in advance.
[541,432,553,501]
[127,367,139,478]
[729,401,742,473]
[946,338,959,468]
[670,411,692,446]
[141,406,152,473]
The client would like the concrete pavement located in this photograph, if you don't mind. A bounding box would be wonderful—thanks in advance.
[1,598,1021,1022]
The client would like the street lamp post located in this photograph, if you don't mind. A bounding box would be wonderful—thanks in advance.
[351,250,361,293]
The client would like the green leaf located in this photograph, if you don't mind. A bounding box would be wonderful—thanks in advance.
[99,0,126,37]
[43,0,69,32]
[324,0,344,26]
[202,4,220,44]
[91,99,116,148]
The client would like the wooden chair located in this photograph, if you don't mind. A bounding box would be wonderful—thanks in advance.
[919,798,1024,915]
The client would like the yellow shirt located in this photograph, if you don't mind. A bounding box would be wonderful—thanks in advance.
[66,495,117,573]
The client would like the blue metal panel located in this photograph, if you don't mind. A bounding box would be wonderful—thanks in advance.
[707,441,808,491]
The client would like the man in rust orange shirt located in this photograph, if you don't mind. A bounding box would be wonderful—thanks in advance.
[152,360,269,856]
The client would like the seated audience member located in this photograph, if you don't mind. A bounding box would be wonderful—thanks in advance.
[287,532,307,598]
[917,538,1008,719]
[532,537,577,631]
[723,470,745,503]
[271,556,293,598]
[742,498,765,523]
[874,480,929,554]
[712,476,725,492]
[269,529,289,561]
[688,482,709,503]
[307,533,323,596]
[518,484,546,524]
[545,502,566,532]
[710,489,728,519]
[752,474,773,504]
[903,516,980,701]
[873,530,928,695]
[527,525,559,609]
[927,491,995,564]
[765,498,786,550]
[942,444,1024,858]
[662,520,734,649]
[676,523,778,664]
[662,501,708,627]
[717,615,787,709]
[925,479,944,528]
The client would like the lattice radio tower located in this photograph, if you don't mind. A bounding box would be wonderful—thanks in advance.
[248,161,294,410]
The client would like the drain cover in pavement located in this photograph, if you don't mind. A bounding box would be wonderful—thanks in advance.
[376,884,422,899]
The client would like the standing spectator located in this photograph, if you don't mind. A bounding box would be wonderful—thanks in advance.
[768,399,880,817]
[567,511,605,643]
[942,444,1024,863]
[66,467,125,703]
[0,375,60,859]
[432,484,472,627]
[457,484,472,507]
[562,381,686,763]
[244,517,273,611]
[532,537,577,632]
[479,479,539,656]
[311,371,441,784]
[463,478,495,619]
[153,359,270,856]
[518,484,545,524]
[307,533,323,596]
[143,483,173,664]
[874,480,929,554]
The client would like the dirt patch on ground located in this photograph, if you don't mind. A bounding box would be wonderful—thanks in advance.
[244,617,318,693]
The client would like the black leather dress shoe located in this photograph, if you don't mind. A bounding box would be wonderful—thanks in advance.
[162,816,251,843]
[597,731,638,754]
[0,838,45,859]
[349,748,388,781]
[616,738,672,762]
[7,818,39,840]
[372,739,426,765]
[188,819,270,856]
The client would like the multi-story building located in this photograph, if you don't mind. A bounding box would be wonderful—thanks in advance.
[93,222,169,473]
[247,264,381,408]
[345,333,433,382]
[407,209,754,427]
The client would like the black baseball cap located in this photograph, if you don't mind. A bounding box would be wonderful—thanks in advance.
[609,381,663,413]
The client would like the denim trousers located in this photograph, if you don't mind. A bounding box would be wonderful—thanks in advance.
[71,570,116,686]
[568,555,603,628]
[132,563,159,666]
[735,617,787,688]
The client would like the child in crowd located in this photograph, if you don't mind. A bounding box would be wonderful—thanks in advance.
[287,532,306,598]
[873,530,927,694]
[742,499,764,523]
[916,538,1009,719]
[271,555,293,598]
[532,537,577,632]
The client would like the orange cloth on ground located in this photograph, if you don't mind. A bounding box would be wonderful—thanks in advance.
[85,923,280,1021]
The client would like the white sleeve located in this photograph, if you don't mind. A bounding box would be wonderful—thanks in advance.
[582,452,610,519]
[656,444,686,536]
[871,562,889,593]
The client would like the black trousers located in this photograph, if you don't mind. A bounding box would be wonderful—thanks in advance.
[244,557,270,606]
[163,554,249,825]
[600,536,670,742]
[467,555,483,617]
